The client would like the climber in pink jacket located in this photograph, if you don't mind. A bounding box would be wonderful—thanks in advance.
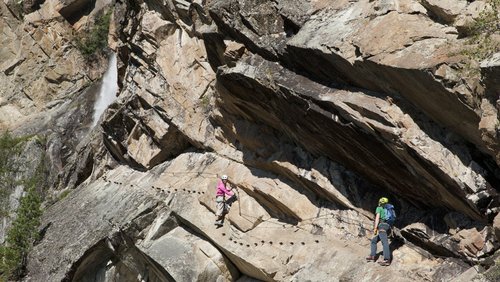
[215,174,237,227]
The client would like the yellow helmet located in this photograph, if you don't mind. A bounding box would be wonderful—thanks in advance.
[379,197,389,205]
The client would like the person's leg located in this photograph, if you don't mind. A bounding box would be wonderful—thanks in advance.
[215,196,224,225]
[224,194,237,213]
[367,235,380,260]
[226,194,237,207]
[379,223,391,261]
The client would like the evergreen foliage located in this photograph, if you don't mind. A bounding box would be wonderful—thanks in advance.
[0,132,27,217]
[0,132,46,280]
[461,0,500,63]
[0,187,42,280]
[75,10,112,58]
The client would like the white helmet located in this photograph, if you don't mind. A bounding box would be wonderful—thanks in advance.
[221,175,228,180]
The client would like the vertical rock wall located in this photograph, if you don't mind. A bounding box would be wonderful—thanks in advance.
[0,0,496,281]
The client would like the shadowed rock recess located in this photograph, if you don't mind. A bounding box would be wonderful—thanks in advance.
[0,0,498,281]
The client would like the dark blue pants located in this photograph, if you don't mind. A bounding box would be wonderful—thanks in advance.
[370,222,391,260]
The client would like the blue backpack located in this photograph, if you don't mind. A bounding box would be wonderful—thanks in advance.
[383,204,396,225]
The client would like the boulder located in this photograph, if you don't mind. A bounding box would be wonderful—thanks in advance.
[403,220,499,260]
[420,0,468,24]
[402,222,458,258]
[456,228,485,257]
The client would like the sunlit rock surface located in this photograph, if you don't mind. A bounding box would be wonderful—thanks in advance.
[0,0,498,281]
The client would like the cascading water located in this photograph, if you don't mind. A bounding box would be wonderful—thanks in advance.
[92,53,118,126]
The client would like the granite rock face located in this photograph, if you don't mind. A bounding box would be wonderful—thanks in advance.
[0,0,498,281]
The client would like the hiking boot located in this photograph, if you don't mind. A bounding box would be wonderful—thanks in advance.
[378,260,391,266]
[365,256,376,262]
[214,221,223,227]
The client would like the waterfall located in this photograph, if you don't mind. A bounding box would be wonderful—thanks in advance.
[92,53,118,126]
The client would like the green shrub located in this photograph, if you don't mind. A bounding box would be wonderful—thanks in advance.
[0,132,28,217]
[463,0,500,38]
[0,132,46,280]
[75,10,112,58]
[0,131,27,165]
[0,187,42,280]
[461,0,500,63]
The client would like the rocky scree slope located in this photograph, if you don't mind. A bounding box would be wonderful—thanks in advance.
[0,0,497,281]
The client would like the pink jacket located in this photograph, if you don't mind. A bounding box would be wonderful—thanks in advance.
[216,179,234,197]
